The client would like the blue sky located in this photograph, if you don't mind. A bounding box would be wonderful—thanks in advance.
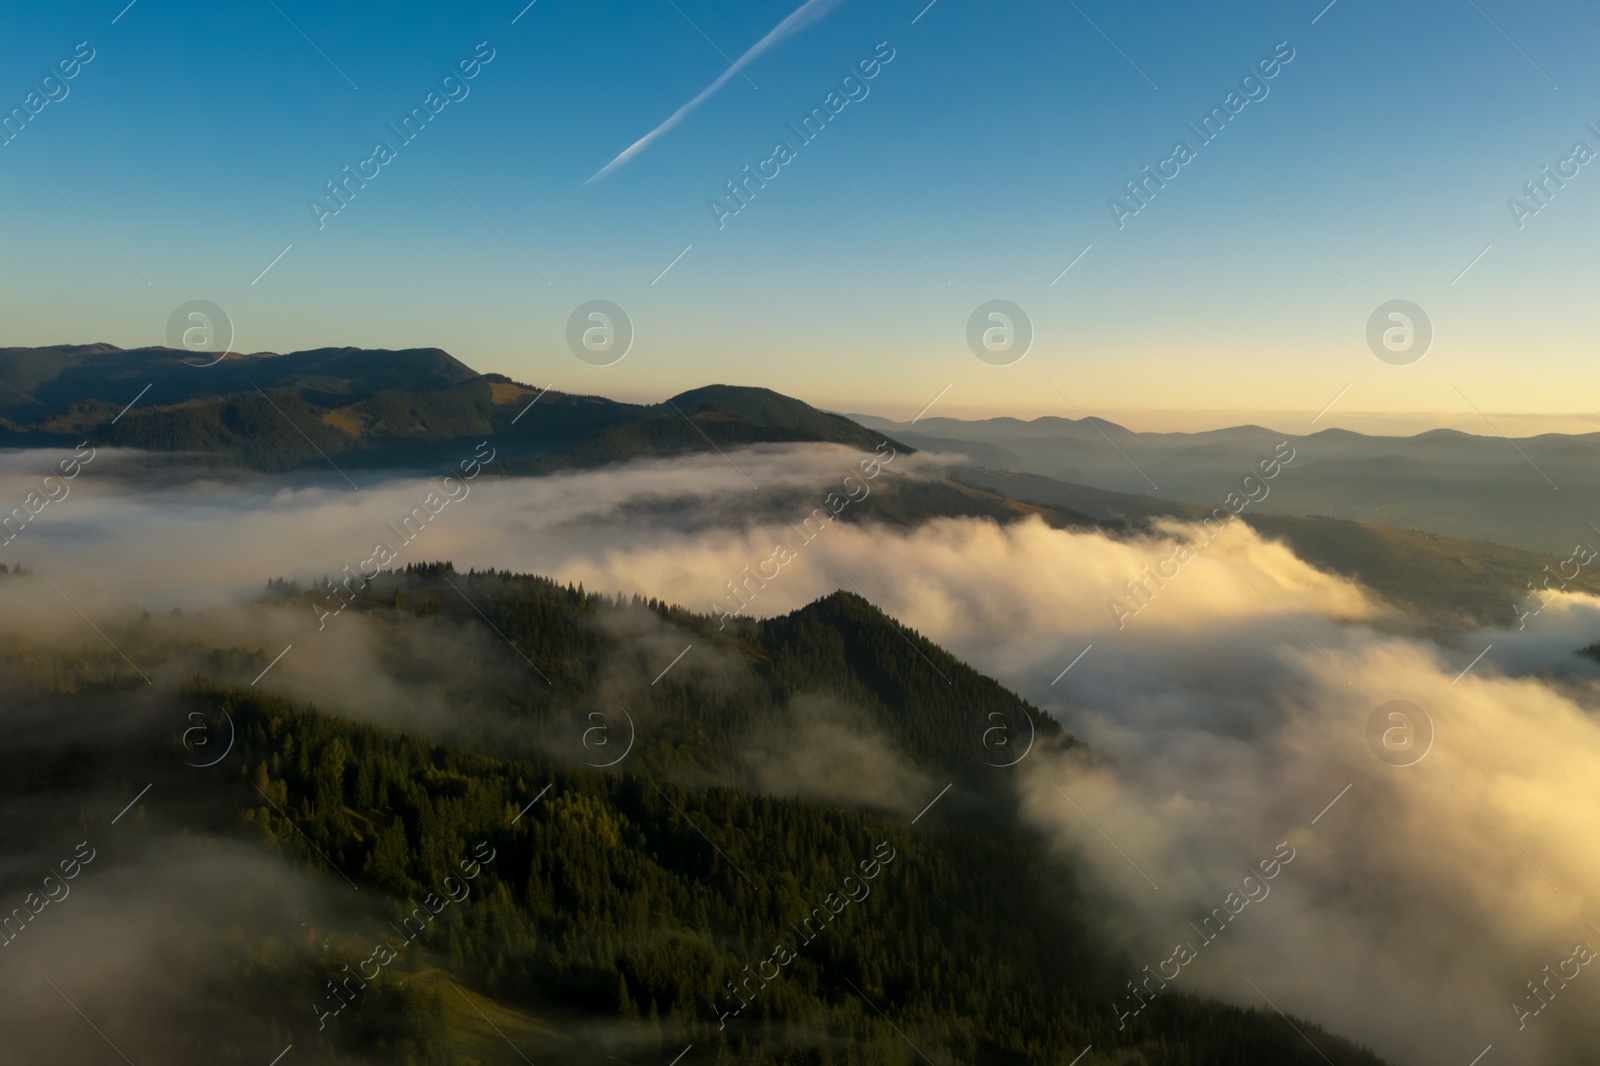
[0,0,1596,425]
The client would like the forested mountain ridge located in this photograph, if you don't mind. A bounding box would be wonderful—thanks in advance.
[0,563,1392,1065]
[0,345,903,472]
[262,564,1071,801]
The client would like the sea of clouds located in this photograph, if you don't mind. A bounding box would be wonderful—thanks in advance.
[3,441,1599,1065]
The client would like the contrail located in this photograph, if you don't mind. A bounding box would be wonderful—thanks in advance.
[585,0,844,185]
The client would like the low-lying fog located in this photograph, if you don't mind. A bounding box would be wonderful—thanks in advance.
[2,442,1597,1066]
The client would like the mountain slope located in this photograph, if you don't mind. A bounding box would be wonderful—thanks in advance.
[0,562,1391,1066]
[0,345,905,473]
[0,343,479,419]
[955,467,1600,627]
[512,385,900,472]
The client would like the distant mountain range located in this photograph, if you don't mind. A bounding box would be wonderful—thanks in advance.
[851,411,1597,555]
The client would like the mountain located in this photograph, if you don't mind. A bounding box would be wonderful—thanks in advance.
[0,561,1390,1066]
[851,411,1600,554]
[955,467,1199,525]
[0,343,480,419]
[513,384,892,472]
[0,345,905,473]
[952,466,1600,627]
[870,427,1029,471]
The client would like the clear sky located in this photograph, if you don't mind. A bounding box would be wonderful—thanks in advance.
[0,0,1594,427]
